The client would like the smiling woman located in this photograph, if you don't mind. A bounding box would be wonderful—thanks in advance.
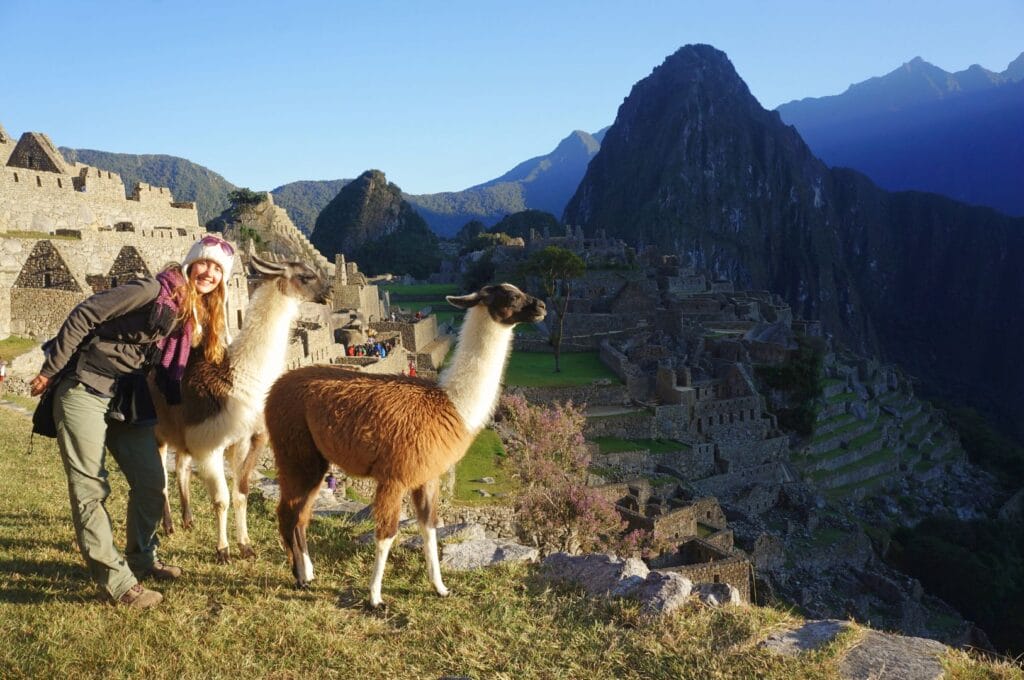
[26,234,237,610]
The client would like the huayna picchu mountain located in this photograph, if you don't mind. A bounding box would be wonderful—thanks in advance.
[564,44,1024,438]
[310,169,439,278]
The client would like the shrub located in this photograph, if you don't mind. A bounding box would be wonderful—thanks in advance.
[496,394,627,554]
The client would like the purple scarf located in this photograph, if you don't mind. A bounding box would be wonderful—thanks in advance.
[152,269,194,404]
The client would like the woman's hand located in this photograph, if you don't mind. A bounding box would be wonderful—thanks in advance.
[29,374,50,396]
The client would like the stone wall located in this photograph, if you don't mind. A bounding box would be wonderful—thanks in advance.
[372,316,437,353]
[445,503,519,539]
[692,462,793,497]
[716,436,790,472]
[10,288,82,337]
[583,409,655,439]
[0,165,199,235]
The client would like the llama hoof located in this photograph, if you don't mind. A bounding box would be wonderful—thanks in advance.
[294,580,310,591]
[215,548,230,564]
[162,521,175,535]
[238,544,256,559]
[435,585,450,598]
[368,599,388,613]
[181,518,194,531]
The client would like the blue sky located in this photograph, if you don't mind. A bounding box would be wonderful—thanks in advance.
[2,0,1021,194]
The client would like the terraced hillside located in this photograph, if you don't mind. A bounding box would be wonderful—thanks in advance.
[799,360,966,501]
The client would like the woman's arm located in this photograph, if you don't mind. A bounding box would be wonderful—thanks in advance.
[38,278,160,381]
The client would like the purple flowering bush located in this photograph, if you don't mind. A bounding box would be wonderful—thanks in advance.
[496,394,657,555]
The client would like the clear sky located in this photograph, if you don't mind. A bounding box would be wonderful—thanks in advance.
[2,0,1021,194]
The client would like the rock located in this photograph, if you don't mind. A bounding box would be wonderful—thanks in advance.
[401,523,486,550]
[541,553,650,597]
[761,619,852,656]
[839,630,946,680]
[851,402,868,420]
[473,477,496,485]
[632,571,692,615]
[355,518,417,545]
[440,538,538,570]
[693,582,742,607]
[475,489,491,497]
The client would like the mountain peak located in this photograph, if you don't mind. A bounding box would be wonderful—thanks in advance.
[1004,51,1024,81]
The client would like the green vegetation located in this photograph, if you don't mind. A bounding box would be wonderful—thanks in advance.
[270,179,350,235]
[944,405,1024,487]
[593,437,688,454]
[826,391,859,404]
[382,283,460,297]
[505,351,620,387]
[488,209,561,239]
[11,406,982,677]
[0,335,37,361]
[453,429,515,503]
[891,516,1024,655]
[754,337,826,436]
[520,245,586,373]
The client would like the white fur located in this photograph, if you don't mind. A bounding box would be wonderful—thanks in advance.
[170,280,305,557]
[370,536,396,607]
[301,551,315,583]
[439,304,515,433]
[422,526,447,597]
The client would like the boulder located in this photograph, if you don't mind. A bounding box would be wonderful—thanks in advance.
[401,523,487,550]
[541,553,650,597]
[693,582,742,607]
[760,619,852,656]
[440,538,539,570]
[839,630,945,680]
[632,571,692,615]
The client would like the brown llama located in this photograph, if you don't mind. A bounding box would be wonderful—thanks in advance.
[266,283,545,607]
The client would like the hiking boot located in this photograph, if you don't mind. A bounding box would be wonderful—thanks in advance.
[134,560,183,582]
[115,583,163,609]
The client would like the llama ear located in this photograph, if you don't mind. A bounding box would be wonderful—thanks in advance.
[250,254,286,276]
[446,292,483,309]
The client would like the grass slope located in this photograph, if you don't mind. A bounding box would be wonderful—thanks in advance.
[0,408,1015,679]
[505,352,621,387]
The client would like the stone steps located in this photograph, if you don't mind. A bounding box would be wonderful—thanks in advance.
[806,417,877,456]
[807,431,885,473]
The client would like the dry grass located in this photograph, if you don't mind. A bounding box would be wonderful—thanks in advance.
[0,406,1018,679]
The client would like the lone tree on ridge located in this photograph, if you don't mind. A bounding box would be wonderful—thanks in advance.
[522,245,585,373]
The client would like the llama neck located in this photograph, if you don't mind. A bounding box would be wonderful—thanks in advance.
[229,283,299,403]
[439,306,514,433]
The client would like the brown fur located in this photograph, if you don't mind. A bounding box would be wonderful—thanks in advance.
[266,365,473,579]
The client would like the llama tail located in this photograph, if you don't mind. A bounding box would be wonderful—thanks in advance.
[237,429,267,495]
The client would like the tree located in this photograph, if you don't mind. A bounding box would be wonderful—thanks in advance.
[521,246,584,372]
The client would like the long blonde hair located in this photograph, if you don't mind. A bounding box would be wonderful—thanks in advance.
[163,263,228,364]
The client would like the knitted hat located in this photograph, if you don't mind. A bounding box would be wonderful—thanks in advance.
[181,235,236,343]
[182,235,235,289]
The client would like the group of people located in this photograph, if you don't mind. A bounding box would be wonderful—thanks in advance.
[345,338,395,358]
[28,235,237,609]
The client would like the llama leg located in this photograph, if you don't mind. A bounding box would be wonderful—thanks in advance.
[196,449,232,563]
[275,448,326,589]
[412,479,448,598]
[158,443,174,535]
[176,451,194,530]
[227,441,255,559]
[369,481,404,608]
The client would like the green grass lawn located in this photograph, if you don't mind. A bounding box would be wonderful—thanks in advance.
[504,351,621,387]
[382,283,460,297]
[593,437,689,454]
[453,429,516,503]
[0,407,1015,678]
[0,335,38,362]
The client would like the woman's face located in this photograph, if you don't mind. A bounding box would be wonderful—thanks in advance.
[189,259,223,295]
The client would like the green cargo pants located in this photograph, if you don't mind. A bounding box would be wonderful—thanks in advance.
[53,378,166,601]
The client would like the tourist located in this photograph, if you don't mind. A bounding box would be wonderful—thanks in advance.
[28,234,236,609]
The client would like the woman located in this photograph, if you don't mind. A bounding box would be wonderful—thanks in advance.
[29,235,236,609]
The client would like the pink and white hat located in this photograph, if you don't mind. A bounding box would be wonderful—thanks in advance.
[182,234,235,290]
